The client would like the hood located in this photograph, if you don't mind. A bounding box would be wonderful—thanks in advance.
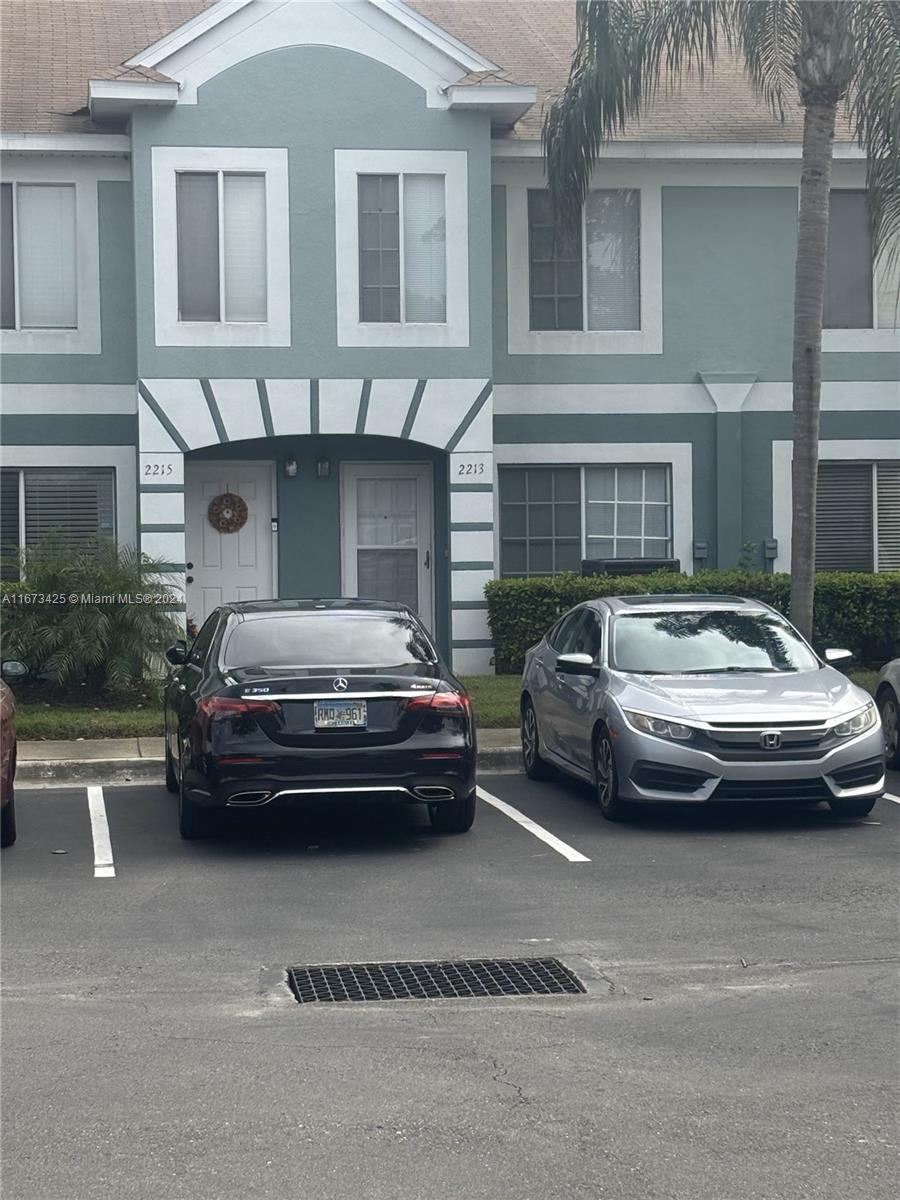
[613,666,871,724]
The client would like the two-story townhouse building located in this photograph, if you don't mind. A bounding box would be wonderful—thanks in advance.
[1,0,898,675]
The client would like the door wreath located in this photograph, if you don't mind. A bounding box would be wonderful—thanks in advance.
[207,492,248,534]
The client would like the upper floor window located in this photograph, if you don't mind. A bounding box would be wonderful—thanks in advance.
[151,146,290,348]
[527,188,640,332]
[334,149,469,348]
[176,171,267,323]
[358,173,446,324]
[823,190,899,348]
[1,182,77,331]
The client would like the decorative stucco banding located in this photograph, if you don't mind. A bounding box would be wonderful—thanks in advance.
[137,376,495,672]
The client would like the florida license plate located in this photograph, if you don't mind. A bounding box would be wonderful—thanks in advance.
[313,700,367,729]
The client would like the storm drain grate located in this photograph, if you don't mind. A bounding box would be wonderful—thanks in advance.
[286,957,586,1004]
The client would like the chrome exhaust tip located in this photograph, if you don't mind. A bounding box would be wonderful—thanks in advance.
[413,785,456,801]
[226,791,273,807]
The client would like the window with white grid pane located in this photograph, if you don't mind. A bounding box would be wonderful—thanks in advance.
[585,465,671,560]
[335,149,468,347]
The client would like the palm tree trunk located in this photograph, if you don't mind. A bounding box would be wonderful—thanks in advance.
[790,98,836,640]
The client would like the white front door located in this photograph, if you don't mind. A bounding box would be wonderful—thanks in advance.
[184,461,276,625]
[341,462,434,628]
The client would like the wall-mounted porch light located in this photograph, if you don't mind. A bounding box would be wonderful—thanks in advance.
[317,458,331,479]
[284,457,298,478]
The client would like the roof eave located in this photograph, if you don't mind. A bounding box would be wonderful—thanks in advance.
[88,79,179,122]
[445,84,537,131]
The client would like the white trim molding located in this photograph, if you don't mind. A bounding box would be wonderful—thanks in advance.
[498,161,663,356]
[334,149,469,348]
[0,157,128,355]
[0,444,137,547]
[151,145,291,347]
[494,442,694,575]
[0,134,131,156]
[492,139,866,162]
[771,437,900,572]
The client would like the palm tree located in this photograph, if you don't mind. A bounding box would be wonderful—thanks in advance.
[544,1,900,638]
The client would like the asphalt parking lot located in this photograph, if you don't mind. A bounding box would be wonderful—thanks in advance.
[2,768,899,1200]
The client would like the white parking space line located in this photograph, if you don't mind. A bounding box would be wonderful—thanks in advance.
[87,785,116,878]
[882,793,900,805]
[476,786,591,863]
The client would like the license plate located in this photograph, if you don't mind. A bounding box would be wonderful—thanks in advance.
[313,700,367,729]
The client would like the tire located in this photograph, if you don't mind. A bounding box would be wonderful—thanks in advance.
[164,742,178,794]
[521,699,552,781]
[178,746,210,840]
[1,792,16,848]
[827,795,878,819]
[593,729,633,822]
[878,687,900,770]
[429,791,477,834]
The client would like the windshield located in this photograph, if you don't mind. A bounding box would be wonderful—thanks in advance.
[222,613,438,670]
[610,610,819,674]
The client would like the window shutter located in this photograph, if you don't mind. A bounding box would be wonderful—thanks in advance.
[824,192,873,329]
[403,174,446,323]
[586,190,641,331]
[877,462,900,571]
[23,469,115,546]
[223,173,267,322]
[815,463,873,571]
[16,184,77,329]
[176,173,220,322]
[1,183,14,329]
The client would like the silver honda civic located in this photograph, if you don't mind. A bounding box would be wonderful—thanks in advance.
[520,594,885,820]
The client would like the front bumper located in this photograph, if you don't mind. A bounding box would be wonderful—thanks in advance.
[613,722,885,804]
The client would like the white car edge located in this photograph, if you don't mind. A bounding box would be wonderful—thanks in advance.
[875,659,900,770]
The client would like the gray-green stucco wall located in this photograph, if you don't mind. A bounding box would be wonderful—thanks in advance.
[130,46,493,382]
[491,184,898,385]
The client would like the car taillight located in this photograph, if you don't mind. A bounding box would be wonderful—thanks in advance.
[407,686,471,716]
[197,696,282,720]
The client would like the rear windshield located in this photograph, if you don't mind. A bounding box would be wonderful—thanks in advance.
[610,610,819,674]
[221,612,438,670]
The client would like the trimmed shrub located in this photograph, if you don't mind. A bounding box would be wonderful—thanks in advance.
[485,570,900,673]
[1,536,184,694]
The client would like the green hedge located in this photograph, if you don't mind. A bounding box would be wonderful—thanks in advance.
[484,570,900,674]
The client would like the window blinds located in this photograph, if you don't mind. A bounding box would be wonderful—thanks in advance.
[223,173,267,322]
[403,174,446,323]
[16,184,77,329]
[23,469,115,546]
[585,189,640,331]
[815,463,873,571]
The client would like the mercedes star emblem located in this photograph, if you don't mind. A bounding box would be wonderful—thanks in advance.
[333,677,349,692]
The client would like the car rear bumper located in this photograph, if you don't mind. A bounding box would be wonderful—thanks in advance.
[615,725,885,804]
[184,756,476,809]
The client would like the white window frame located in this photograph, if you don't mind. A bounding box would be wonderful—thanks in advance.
[494,443,693,573]
[151,146,290,347]
[0,159,111,356]
[0,446,136,549]
[821,189,900,353]
[334,149,469,348]
[503,165,662,356]
[771,439,900,572]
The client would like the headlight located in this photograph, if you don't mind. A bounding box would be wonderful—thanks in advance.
[832,702,878,738]
[624,710,694,741]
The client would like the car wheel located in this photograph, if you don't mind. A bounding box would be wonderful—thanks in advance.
[1,792,16,848]
[429,791,477,834]
[827,795,878,819]
[178,745,210,840]
[164,742,178,794]
[593,729,632,822]
[522,699,552,780]
[878,687,900,770]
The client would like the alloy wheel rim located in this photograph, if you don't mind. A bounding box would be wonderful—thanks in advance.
[523,707,537,767]
[595,739,613,806]
[884,699,899,756]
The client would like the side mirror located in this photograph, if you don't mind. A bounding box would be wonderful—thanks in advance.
[0,660,28,681]
[165,641,188,666]
[824,648,853,667]
[556,652,598,676]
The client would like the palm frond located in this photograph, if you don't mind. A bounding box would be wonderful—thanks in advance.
[731,0,799,120]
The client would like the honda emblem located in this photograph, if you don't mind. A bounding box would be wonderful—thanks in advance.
[760,729,782,750]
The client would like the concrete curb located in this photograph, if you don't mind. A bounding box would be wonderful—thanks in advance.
[17,745,523,788]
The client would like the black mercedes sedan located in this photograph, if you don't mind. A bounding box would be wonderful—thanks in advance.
[163,599,477,839]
